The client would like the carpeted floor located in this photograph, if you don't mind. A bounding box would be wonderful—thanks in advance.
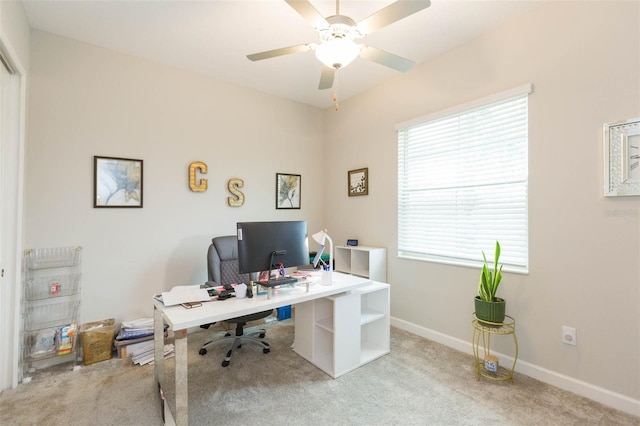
[1,321,638,426]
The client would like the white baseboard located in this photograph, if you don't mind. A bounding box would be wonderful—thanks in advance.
[390,316,640,418]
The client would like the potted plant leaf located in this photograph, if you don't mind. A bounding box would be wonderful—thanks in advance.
[474,241,505,324]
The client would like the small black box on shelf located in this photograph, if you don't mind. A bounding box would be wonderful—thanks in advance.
[346,239,358,246]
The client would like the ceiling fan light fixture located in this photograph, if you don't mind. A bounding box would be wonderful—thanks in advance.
[248,0,432,99]
[315,38,361,70]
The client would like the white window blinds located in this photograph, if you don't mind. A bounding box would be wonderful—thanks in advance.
[397,85,531,271]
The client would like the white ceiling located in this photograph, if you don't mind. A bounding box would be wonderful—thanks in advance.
[21,0,545,109]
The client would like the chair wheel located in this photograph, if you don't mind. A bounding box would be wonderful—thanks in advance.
[199,348,207,355]
[263,348,270,354]
[224,332,231,337]
[259,333,265,338]
[237,344,242,349]
[222,360,230,367]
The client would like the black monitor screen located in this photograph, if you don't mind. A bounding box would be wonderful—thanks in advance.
[236,221,309,275]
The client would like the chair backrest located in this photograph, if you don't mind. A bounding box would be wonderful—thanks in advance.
[207,235,249,286]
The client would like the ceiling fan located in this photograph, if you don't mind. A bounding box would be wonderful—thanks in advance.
[247,0,431,91]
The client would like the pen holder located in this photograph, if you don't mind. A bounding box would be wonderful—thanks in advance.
[320,267,332,286]
[235,283,247,299]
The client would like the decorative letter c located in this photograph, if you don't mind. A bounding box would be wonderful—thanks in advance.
[189,162,208,192]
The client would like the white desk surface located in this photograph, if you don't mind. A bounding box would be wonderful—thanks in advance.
[153,271,372,330]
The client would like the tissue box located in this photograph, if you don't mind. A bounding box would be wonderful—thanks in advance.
[484,354,499,372]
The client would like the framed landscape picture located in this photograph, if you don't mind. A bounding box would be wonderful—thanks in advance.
[276,173,301,209]
[94,156,143,208]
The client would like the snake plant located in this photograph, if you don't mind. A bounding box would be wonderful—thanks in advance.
[477,241,503,302]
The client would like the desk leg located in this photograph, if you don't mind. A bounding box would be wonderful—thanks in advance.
[154,307,165,407]
[174,329,189,426]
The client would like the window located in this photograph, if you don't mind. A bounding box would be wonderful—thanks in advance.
[397,85,531,272]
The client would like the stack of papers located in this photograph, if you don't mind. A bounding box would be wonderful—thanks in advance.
[116,317,156,341]
[156,285,211,307]
[132,342,175,366]
[122,318,153,329]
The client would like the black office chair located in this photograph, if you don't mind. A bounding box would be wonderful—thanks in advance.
[198,235,272,367]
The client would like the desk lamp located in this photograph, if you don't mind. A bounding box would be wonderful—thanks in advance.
[312,244,325,269]
[312,230,333,285]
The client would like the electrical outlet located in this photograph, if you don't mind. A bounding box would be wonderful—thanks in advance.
[562,326,577,345]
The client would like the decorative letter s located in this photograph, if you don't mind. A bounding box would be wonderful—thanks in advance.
[227,178,245,207]
[189,162,208,192]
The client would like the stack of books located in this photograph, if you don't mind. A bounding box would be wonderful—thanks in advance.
[113,318,170,361]
[116,318,155,341]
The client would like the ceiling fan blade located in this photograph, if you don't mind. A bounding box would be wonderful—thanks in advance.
[247,44,313,61]
[318,66,335,90]
[360,46,415,73]
[285,0,329,30]
[357,0,430,35]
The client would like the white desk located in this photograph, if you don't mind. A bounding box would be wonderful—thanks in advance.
[153,272,386,425]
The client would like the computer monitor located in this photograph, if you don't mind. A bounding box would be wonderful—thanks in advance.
[236,221,309,277]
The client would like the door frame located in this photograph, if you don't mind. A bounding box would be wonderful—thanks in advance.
[0,32,27,390]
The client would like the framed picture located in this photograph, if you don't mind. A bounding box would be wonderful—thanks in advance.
[603,118,640,196]
[348,167,368,196]
[276,173,301,209]
[94,156,143,207]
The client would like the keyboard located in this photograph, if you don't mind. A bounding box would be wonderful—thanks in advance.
[257,277,298,288]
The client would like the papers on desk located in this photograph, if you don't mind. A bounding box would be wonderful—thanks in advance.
[156,285,211,307]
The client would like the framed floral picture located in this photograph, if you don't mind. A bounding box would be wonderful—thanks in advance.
[348,167,368,196]
[276,173,301,209]
[94,156,143,207]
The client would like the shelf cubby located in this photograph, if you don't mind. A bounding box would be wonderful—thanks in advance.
[334,246,386,282]
[294,278,390,378]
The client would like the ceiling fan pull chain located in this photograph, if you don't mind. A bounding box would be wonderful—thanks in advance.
[333,69,339,111]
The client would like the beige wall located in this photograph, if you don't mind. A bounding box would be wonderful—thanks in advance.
[26,31,326,323]
[324,0,639,411]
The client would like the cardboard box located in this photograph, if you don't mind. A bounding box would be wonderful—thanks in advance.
[114,334,154,358]
[81,319,115,365]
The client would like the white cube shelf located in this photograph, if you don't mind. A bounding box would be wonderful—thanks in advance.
[334,246,386,282]
[293,279,390,378]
